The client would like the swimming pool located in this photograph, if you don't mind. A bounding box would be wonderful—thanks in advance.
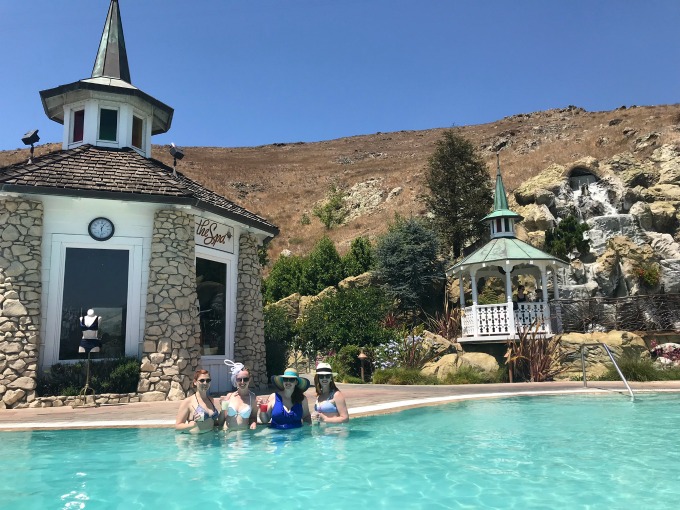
[2,393,679,509]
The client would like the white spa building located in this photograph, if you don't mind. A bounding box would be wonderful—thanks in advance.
[0,1,278,408]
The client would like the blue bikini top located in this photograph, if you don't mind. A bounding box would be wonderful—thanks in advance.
[194,395,219,421]
[315,390,338,413]
[227,393,252,419]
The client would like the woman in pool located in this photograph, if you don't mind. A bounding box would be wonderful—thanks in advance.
[175,369,220,434]
[257,367,311,429]
[219,360,257,431]
[312,362,349,424]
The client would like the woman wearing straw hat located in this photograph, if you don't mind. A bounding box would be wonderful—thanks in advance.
[219,360,257,431]
[257,368,311,429]
[312,362,349,424]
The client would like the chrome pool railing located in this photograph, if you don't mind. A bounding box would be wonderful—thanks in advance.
[580,342,634,400]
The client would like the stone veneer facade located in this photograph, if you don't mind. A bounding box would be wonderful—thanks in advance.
[0,198,43,409]
[234,234,267,389]
[138,210,202,402]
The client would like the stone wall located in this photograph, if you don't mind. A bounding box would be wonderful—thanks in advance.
[138,210,201,401]
[234,234,267,388]
[0,198,43,409]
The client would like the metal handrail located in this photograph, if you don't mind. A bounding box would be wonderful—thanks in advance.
[581,342,634,400]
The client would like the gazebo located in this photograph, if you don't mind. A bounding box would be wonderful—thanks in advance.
[447,157,568,342]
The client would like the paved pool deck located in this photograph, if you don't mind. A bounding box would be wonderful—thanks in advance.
[2,380,680,431]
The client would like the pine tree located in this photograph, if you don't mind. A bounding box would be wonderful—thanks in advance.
[425,130,493,258]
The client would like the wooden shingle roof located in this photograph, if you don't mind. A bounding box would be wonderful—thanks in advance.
[0,144,278,235]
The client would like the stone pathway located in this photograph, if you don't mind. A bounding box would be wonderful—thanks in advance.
[1,380,679,431]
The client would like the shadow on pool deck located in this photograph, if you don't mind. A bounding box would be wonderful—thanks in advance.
[2,380,680,431]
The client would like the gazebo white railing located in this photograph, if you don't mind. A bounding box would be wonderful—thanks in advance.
[462,301,551,339]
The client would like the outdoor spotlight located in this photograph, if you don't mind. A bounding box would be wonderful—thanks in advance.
[22,129,40,146]
[169,142,184,161]
[21,129,40,164]
[169,143,185,177]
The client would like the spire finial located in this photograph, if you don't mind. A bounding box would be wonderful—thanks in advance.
[92,0,131,83]
[496,151,501,177]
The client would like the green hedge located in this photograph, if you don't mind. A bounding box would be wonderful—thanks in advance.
[37,357,140,396]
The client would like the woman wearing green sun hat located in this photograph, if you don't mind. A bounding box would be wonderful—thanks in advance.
[257,367,311,429]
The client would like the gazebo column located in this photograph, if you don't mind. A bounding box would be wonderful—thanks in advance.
[458,272,465,308]
[541,267,549,303]
[552,270,559,300]
[505,263,515,337]
[470,269,479,337]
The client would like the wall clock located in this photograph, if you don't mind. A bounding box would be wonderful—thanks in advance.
[88,217,115,241]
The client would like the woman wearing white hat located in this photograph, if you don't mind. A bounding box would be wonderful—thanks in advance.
[257,367,312,430]
[312,362,349,424]
[219,360,257,431]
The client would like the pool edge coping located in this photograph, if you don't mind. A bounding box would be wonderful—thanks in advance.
[3,386,679,432]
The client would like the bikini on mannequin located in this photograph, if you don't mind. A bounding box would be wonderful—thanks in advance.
[79,308,102,354]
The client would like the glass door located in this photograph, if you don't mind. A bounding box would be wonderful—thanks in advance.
[58,248,129,360]
[196,257,227,356]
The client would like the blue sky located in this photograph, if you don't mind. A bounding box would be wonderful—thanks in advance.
[1,1,678,151]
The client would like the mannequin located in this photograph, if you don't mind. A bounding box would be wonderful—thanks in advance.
[79,309,102,354]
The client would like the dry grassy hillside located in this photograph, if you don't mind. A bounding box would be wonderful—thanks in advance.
[2,104,679,264]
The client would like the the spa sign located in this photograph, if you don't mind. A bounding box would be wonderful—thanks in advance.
[195,218,234,253]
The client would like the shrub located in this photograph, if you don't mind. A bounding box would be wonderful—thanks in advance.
[442,365,506,385]
[325,344,373,380]
[374,327,440,370]
[299,236,343,295]
[298,287,395,353]
[374,216,445,315]
[263,254,305,304]
[313,185,348,229]
[505,324,568,382]
[264,306,296,379]
[342,236,375,277]
[635,262,661,288]
[544,214,590,260]
[426,301,462,341]
[598,355,659,382]
[37,357,140,396]
[339,375,365,384]
[372,367,438,385]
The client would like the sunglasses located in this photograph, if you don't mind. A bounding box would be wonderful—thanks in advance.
[318,374,332,380]
[236,377,250,383]
[282,377,298,383]
[197,378,211,383]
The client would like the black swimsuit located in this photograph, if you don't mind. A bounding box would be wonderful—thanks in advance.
[80,317,102,353]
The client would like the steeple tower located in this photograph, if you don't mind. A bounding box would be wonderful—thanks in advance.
[39,0,173,156]
[482,153,523,239]
[92,0,131,83]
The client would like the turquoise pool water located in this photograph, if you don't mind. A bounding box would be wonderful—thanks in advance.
[2,393,680,509]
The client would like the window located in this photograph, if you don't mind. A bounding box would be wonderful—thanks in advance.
[58,248,129,360]
[131,115,144,149]
[98,108,118,142]
[196,257,227,356]
[72,109,84,143]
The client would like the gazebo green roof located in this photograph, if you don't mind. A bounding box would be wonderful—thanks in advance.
[447,154,567,275]
[448,237,568,274]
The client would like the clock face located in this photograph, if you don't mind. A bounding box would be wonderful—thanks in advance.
[88,217,115,241]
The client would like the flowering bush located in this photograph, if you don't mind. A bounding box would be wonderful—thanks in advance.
[650,340,680,366]
[635,262,661,288]
[374,326,440,370]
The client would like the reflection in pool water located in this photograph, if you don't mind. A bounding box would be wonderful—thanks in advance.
[2,394,680,509]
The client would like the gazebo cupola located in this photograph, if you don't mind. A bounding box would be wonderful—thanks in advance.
[447,155,569,342]
[484,154,523,239]
[38,0,173,158]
